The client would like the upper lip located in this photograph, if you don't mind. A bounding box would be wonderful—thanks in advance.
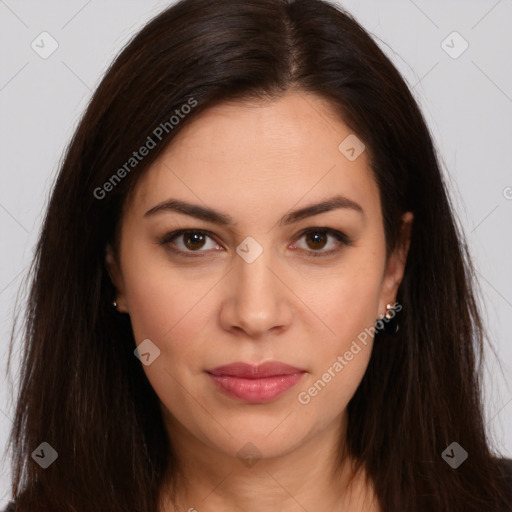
[206,362,306,378]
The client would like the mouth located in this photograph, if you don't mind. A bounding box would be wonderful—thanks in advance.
[205,361,306,403]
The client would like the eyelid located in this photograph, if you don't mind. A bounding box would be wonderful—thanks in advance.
[159,227,353,258]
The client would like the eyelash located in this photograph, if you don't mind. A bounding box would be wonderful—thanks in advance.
[158,227,353,258]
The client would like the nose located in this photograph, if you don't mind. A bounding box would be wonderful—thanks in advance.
[218,247,294,339]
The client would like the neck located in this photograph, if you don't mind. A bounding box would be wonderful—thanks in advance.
[158,411,380,512]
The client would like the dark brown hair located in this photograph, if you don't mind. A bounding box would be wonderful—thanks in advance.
[5,0,511,510]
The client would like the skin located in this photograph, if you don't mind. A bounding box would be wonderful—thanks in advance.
[106,90,413,511]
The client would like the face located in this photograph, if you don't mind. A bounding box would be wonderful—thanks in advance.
[107,91,412,463]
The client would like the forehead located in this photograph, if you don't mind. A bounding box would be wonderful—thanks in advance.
[126,91,381,225]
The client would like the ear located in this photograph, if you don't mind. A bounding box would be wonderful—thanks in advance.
[378,211,413,316]
[105,244,129,313]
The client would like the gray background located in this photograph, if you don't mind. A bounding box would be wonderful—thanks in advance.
[1,0,511,504]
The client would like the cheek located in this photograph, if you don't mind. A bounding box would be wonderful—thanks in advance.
[124,266,208,357]
[313,255,383,349]
[121,246,221,385]
[120,238,191,338]
[295,299,377,423]
[122,262,212,422]
[295,254,383,411]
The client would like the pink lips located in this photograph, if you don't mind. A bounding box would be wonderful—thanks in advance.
[206,362,306,403]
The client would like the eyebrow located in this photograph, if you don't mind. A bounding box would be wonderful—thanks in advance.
[144,194,365,226]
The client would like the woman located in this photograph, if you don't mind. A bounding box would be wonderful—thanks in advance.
[3,0,511,510]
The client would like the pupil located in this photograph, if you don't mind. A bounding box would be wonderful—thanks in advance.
[185,232,205,250]
[308,232,326,250]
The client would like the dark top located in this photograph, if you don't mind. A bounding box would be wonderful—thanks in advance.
[2,457,511,510]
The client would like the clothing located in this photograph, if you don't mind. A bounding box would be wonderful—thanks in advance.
[2,457,511,511]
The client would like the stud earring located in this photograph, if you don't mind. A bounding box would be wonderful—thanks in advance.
[376,303,400,335]
[384,303,395,320]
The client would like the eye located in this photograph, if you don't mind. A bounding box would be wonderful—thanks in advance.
[159,228,352,258]
[292,228,353,257]
[160,230,222,256]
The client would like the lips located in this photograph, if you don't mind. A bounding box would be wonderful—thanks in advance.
[206,362,306,403]
[207,361,306,378]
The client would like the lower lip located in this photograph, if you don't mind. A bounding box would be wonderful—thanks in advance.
[207,372,305,403]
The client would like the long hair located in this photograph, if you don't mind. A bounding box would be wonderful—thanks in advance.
[6,0,511,510]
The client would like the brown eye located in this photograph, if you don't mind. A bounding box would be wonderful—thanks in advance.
[182,231,207,251]
[293,228,352,258]
[160,230,221,255]
[304,231,329,250]
[159,227,352,259]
